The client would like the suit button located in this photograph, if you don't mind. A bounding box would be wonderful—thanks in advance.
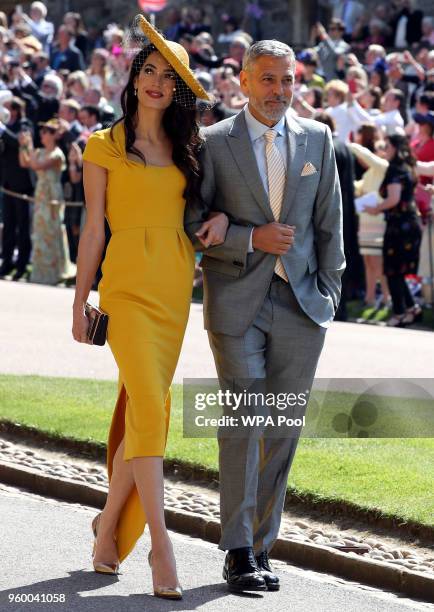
[233,261,244,267]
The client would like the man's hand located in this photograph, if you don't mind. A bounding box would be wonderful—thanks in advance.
[195,212,229,248]
[252,223,295,254]
[315,22,327,40]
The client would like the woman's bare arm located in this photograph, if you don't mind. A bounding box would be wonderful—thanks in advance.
[366,183,401,214]
[29,154,63,171]
[72,160,108,342]
[416,161,434,177]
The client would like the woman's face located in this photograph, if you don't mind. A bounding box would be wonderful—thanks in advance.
[63,15,76,30]
[359,90,370,108]
[420,123,434,139]
[134,51,176,110]
[91,54,106,71]
[369,71,381,88]
[384,138,396,161]
[40,127,56,148]
[375,141,387,158]
[68,80,85,99]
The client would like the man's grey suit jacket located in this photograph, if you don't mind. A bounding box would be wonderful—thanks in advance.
[184,108,346,336]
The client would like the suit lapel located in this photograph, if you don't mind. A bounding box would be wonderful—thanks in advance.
[280,116,307,223]
[226,110,274,222]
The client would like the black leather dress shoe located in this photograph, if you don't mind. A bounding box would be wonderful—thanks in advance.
[255,550,280,590]
[223,547,267,592]
[0,264,13,278]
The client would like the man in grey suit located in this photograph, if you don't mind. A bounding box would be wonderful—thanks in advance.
[184,39,345,593]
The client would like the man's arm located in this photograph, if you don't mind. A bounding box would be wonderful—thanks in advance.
[184,139,253,268]
[313,125,346,312]
[0,123,19,151]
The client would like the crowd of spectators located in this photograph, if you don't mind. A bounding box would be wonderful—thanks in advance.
[0,1,433,326]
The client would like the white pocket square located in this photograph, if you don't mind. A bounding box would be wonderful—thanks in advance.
[301,162,318,176]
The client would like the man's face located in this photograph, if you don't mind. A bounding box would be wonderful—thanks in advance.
[240,55,294,125]
[41,81,57,97]
[230,41,247,63]
[79,110,92,128]
[83,90,100,105]
[326,89,340,107]
[365,49,379,65]
[328,24,342,40]
[382,92,398,112]
[30,8,43,21]
[58,27,70,47]
[59,104,73,122]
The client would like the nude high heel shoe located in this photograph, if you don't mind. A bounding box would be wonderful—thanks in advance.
[91,512,119,575]
[148,549,183,600]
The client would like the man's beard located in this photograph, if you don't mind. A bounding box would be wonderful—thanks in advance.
[250,93,292,122]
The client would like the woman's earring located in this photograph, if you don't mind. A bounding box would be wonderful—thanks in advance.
[134,88,137,96]
[173,87,176,92]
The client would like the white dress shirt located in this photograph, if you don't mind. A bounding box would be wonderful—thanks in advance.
[244,103,288,191]
[243,104,288,251]
[325,102,358,143]
[347,101,404,134]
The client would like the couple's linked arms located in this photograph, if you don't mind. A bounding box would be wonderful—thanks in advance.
[186,126,345,313]
[185,143,295,266]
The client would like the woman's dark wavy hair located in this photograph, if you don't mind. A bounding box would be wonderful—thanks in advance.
[356,123,377,152]
[110,44,203,208]
[386,133,417,182]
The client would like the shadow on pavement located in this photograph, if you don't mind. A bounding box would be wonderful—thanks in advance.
[1,569,266,611]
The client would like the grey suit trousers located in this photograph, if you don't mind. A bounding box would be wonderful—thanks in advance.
[208,276,326,553]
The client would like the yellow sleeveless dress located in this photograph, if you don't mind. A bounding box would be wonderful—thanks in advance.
[82,120,195,563]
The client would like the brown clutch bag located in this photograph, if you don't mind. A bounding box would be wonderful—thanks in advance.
[85,302,108,346]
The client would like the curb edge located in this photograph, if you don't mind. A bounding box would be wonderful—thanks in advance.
[0,460,433,603]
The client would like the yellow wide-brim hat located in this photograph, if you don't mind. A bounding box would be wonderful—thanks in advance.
[136,14,212,102]
[38,118,61,131]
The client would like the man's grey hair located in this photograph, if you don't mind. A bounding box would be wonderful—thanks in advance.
[242,40,296,72]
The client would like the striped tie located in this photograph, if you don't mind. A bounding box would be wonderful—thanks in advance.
[264,129,288,282]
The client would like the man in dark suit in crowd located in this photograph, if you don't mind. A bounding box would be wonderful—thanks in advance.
[315,111,361,320]
[0,97,34,280]
[50,25,85,72]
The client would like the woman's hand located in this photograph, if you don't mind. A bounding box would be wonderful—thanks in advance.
[18,130,33,147]
[195,212,229,248]
[18,131,28,146]
[72,303,92,344]
[365,206,380,215]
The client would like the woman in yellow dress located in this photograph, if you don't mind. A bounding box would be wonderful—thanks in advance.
[72,16,228,600]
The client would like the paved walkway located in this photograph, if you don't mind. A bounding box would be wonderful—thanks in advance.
[1,485,431,612]
[1,281,434,382]
[2,435,434,575]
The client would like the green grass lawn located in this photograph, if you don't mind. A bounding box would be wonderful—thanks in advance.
[0,374,433,527]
